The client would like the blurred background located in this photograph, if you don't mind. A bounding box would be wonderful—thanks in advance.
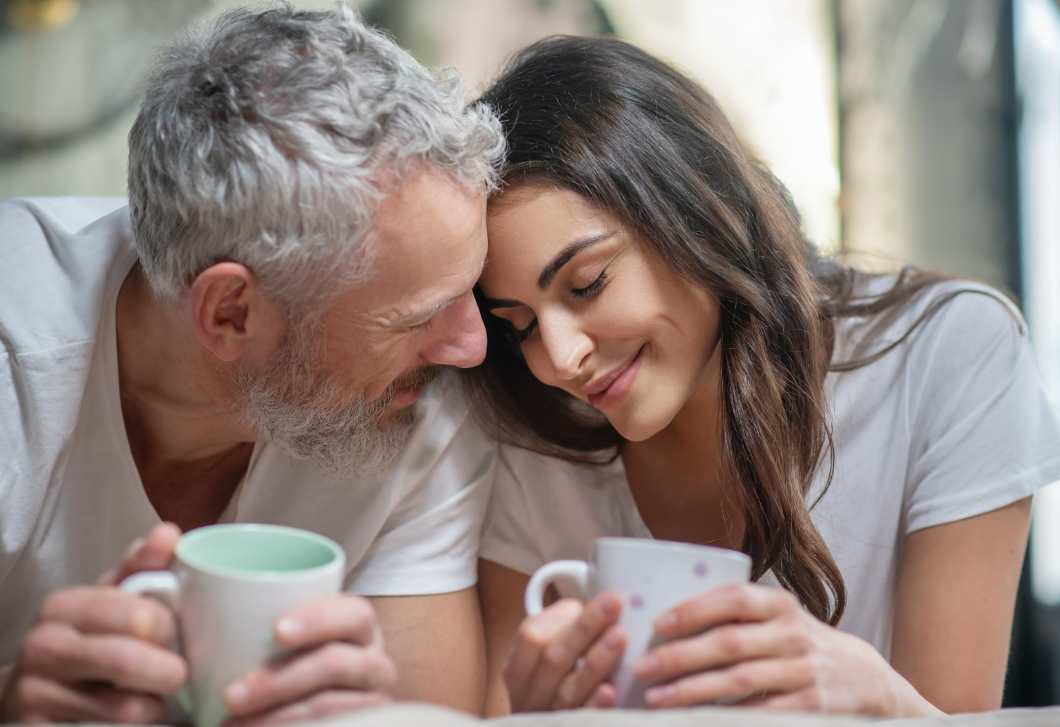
[1,0,1059,705]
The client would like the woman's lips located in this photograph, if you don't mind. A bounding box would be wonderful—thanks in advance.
[586,346,645,410]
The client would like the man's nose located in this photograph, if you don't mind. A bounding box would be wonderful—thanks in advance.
[420,292,487,368]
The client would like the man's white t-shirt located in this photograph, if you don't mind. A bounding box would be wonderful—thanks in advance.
[480,277,1060,659]
[0,197,495,666]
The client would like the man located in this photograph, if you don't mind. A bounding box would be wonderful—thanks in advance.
[0,4,503,723]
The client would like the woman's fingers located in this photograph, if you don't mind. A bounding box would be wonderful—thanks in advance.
[551,626,626,710]
[503,599,583,705]
[645,656,815,708]
[654,583,802,639]
[504,592,622,711]
[585,682,618,709]
[635,614,813,682]
[751,688,829,713]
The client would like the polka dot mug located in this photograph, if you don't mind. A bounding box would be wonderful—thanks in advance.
[525,537,751,708]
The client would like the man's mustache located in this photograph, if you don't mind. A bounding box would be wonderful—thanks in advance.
[384,364,441,399]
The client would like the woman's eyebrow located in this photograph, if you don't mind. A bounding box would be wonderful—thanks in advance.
[537,231,615,290]
[482,296,523,311]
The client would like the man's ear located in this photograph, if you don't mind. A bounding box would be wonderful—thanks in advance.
[189,262,285,362]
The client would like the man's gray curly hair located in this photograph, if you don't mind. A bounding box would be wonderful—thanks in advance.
[128,2,503,315]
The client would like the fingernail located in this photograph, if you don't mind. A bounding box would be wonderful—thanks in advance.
[275,617,305,643]
[645,684,676,706]
[655,612,678,632]
[594,598,613,617]
[603,630,624,652]
[634,654,659,677]
[225,680,249,710]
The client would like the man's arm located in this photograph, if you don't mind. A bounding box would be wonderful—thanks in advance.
[370,587,486,715]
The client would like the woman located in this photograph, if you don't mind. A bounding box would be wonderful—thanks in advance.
[464,36,1060,718]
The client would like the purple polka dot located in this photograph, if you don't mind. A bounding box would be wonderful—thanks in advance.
[694,562,708,577]
[630,594,644,609]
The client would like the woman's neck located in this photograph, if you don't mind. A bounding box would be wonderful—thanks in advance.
[620,338,745,549]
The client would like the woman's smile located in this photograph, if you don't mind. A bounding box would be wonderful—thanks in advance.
[582,344,645,410]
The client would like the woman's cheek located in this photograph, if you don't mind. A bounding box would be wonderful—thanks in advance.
[523,342,559,388]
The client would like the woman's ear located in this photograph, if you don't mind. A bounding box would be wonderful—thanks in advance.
[189,262,285,362]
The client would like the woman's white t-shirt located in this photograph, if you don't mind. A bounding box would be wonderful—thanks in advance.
[480,278,1060,659]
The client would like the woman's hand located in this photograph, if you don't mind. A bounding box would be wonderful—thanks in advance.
[502,592,627,712]
[631,583,939,717]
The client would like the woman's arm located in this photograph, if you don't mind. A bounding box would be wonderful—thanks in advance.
[891,496,1031,712]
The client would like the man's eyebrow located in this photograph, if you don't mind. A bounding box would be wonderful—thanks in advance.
[395,294,463,326]
[537,231,615,290]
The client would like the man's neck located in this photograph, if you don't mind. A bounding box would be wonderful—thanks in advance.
[115,265,258,530]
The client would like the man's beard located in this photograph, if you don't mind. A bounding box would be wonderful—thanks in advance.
[235,326,439,478]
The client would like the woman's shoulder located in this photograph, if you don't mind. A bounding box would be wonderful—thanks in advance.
[834,275,1024,367]
[498,444,625,491]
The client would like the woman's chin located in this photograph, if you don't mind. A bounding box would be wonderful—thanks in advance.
[606,410,670,443]
[606,392,686,445]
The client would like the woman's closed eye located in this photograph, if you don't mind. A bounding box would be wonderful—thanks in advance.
[512,271,608,343]
[571,270,607,301]
[516,317,538,343]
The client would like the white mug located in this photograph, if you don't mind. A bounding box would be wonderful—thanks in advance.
[121,523,346,727]
[525,537,752,708]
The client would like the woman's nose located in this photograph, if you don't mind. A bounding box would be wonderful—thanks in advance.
[539,311,592,382]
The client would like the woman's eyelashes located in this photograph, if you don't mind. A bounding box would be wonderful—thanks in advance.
[515,318,538,343]
[570,270,608,301]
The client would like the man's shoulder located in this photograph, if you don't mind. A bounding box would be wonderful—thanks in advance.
[1,196,128,232]
[0,197,133,355]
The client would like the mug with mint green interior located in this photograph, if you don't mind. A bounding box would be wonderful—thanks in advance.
[121,524,346,727]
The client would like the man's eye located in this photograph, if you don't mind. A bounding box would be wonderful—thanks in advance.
[571,271,607,301]
[412,317,435,332]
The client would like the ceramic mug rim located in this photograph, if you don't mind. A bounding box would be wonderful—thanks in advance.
[593,536,751,567]
[175,523,345,582]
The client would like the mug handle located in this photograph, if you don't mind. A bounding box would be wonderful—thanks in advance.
[120,571,192,714]
[120,570,181,609]
[524,560,590,616]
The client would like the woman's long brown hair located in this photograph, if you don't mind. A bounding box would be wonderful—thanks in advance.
[464,36,967,626]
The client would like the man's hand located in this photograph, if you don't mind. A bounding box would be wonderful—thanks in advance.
[0,523,187,724]
[221,594,396,727]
